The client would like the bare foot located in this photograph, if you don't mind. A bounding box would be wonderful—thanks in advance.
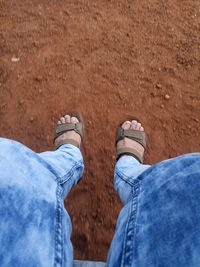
[117,119,145,160]
[55,114,81,148]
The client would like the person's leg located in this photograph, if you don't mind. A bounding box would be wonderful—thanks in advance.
[114,155,150,205]
[114,119,150,205]
[38,144,83,198]
[107,118,200,267]
[107,118,150,266]
[38,114,84,198]
[0,114,84,267]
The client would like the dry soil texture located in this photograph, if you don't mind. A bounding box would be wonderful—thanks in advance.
[0,0,200,261]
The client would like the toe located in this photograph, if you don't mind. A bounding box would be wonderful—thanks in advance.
[57,120,61,125]
[64,115,70,123]
[130,120,137,130]
[60,117,65,124]
[135,122,141,131]
[71,116,79,124]
[140,126,144,131]
[121,121,131,129]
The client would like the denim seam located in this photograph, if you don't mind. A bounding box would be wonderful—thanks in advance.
[59,162,83,185]
[54,184,63,267]
[37,152,83,183]
[115,166,136,186]
[121,179,140,267]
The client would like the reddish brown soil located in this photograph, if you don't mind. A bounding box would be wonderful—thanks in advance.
[0,0,200,261]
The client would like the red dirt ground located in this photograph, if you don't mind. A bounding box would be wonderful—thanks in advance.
[0,0,200,261]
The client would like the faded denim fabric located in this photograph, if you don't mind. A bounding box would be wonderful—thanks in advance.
[0,138,84,267]
[74,260,105,267]
[1,137,200,267]
[107,153,200,267]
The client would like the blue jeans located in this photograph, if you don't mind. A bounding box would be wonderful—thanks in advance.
[107,153,200,267]
[0,138,200,267]
[0,138,84,267]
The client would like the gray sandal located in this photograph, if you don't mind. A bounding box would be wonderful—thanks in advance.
[115,116,146,163]
[54,112,84,150]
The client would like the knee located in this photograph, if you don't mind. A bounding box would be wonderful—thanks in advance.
[57,144,83,165]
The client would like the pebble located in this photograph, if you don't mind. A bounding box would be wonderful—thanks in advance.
[11,57,20,62]
[19,99,24,104]
[164,94,170,100]
[30,116,34,122]
[156,83,162,89]
[160,104,164,109]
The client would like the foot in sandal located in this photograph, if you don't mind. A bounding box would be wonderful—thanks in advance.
[54,113,83,150]
[116,118,146,163]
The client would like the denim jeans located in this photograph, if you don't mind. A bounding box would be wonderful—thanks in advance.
[0,137,200,267]
[0,138,84,267]
[107,153,200,267]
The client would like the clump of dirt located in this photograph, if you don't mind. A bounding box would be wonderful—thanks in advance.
[0,0,199,261]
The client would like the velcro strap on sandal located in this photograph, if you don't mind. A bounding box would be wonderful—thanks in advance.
[116,127,146,148]
[54,122,83,142]
[116,147,143,163]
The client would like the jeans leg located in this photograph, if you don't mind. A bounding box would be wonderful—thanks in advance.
[0,139,85,267]
[39,144,84,266]
[38,144,84,198]
[114,155,151,205]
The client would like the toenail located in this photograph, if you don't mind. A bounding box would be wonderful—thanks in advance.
[60,117,65,124]
[123,121,131,125]
[71,117,79,124]
[122,121,131,129]
[64,115,70,123]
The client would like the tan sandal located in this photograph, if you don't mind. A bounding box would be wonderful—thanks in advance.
[115,116,146,163]
[54,112,84,150]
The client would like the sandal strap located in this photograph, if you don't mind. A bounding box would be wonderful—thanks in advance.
[116,127,146,148]
[54,122,83,142]
[116,147,143,163]
[55,139,80,150]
